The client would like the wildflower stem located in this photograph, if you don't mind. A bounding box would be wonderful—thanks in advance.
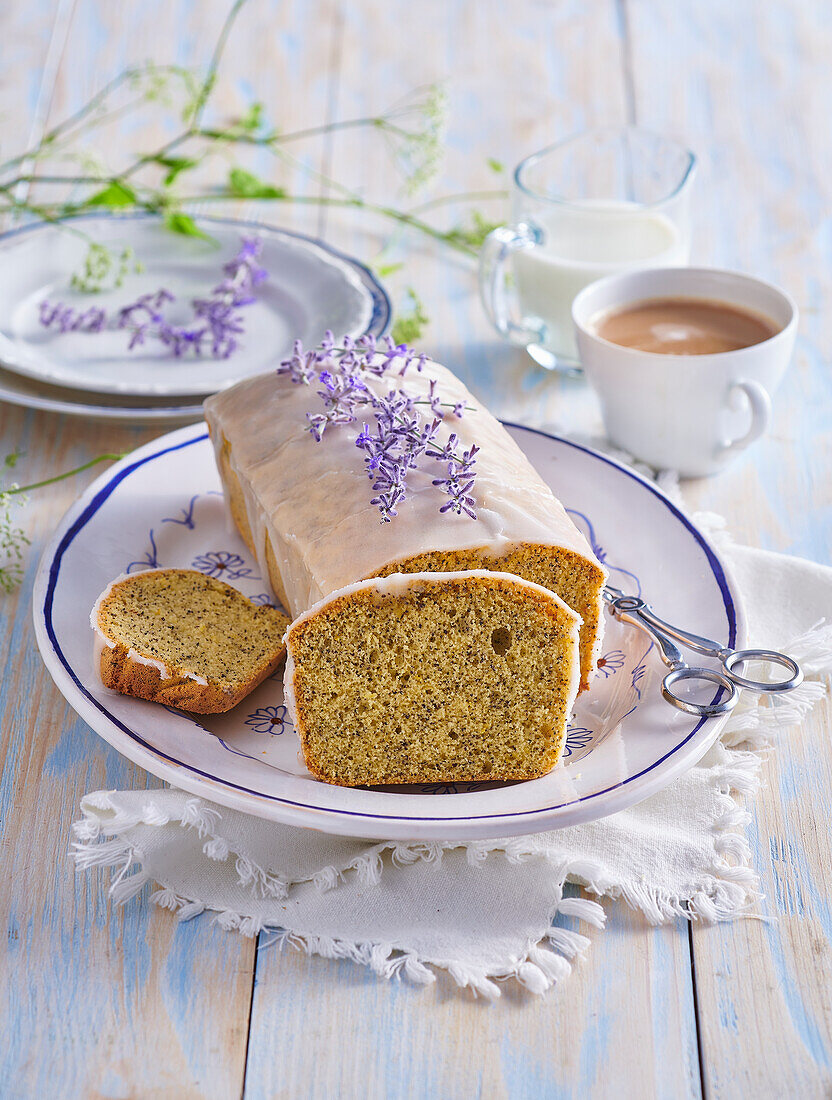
[189,0,250,127]
[0,0,497,278]
[407,189,508,215]
[120,132,193,180]
[5,454,125,495]
[168,193,480,255]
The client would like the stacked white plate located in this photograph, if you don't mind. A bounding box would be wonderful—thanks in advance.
[0,213,391,421]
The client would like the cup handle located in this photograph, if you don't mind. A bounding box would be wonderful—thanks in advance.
[478,223,546,346]
[721,379,771,454]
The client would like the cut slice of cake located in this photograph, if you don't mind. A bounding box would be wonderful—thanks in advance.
[92,568,290,713]
[284,570,582,787]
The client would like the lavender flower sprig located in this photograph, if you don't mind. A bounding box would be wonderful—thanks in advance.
[38,301,106,334]
[278,334,478,522]
[39,236,267,360]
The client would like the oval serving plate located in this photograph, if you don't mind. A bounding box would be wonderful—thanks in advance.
[33,421,744,841]
[0,213,390,399]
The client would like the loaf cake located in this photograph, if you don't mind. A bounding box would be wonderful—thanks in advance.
[203,343,607,690]
[284,570,582,786]
[91,568,290,713]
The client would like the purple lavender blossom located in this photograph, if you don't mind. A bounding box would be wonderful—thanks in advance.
[280,337,479,522]
[39,237,266,361]
[39,300,107,334]
[278,338,319,384]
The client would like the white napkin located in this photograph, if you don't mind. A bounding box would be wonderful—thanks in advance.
[74,521,832,999]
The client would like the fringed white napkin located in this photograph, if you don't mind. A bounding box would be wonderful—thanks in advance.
[73,522,832,1000]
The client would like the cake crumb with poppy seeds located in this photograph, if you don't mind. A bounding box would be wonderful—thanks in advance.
[285,570,582,786]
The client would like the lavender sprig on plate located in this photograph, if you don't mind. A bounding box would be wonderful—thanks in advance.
[278,334,478,522]
[39,236,267,360]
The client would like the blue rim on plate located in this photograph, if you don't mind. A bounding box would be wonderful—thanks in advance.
[0,212,391,418]
[33,421,742,837]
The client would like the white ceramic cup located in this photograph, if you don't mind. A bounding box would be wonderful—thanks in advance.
[571,267,798,476]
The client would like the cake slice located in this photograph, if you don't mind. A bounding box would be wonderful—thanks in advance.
[92,568,290,713]
[284,570,582,786]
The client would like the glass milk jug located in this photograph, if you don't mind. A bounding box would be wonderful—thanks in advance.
[479,128,696,371]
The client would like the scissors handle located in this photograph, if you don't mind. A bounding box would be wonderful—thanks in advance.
[722,648,803,693]
[662,667,739,717]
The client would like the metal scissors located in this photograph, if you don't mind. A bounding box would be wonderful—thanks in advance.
[603,585,804,718]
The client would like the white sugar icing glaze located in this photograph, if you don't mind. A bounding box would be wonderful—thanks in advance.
[282,569,583,734]
[203,358,607,627]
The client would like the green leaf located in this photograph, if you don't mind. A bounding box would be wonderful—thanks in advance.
[228,166,286,199]
[154,155,199,186]
[375,261,404,278]
[444,210,501,251]
[486,157,505,174]
[85,180,138,208]
[391,287,429,345]
[240,102,265,132]
[163,211,216,243]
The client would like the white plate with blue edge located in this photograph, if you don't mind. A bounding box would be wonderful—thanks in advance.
[0,213,391,399]
[33,420,745,841]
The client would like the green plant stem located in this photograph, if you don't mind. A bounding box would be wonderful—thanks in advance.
[120,133,193,180]
[189,0,249,127]
[1,174,114,188]
[0,66,193,177]
[408,189,508,215]
[5,454,125,495]
[0,182,495,255]
[197,116,391,146]
[0,0,490,267]
[170,192,479,255]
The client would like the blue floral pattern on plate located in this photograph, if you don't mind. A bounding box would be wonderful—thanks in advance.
[192,549,257,580]
[244,705,289,735]
[162,494,199,529]
[126,529,160,573]
[596,649,626,677]
[562,725,594,759]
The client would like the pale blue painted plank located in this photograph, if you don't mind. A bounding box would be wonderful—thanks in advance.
[0,430,256,1098]
[626,1,832,1095]
[0,0,357,1093]
[242,888,700,1100]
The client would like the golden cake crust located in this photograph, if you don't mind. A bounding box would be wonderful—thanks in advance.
[98,644,269,713]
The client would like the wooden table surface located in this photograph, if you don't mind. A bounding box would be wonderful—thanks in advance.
[2,2,831,1097]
